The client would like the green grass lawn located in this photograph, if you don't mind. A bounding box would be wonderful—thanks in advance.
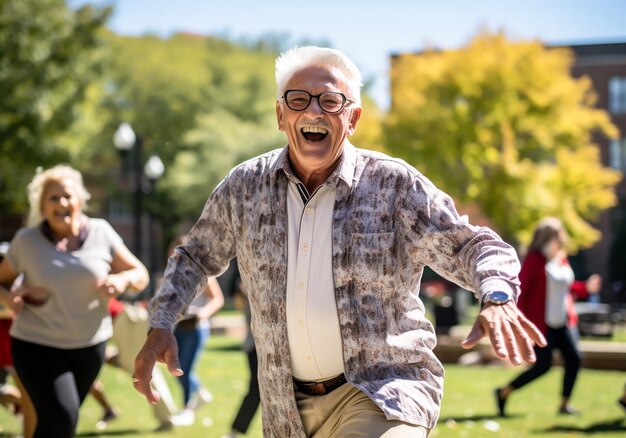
[1,335,624,437]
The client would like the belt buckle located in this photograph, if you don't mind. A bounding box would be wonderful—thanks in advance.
[312,382,327,395]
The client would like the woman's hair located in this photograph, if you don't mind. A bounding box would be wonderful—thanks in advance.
[26,164,91,226]
[275,46,363,105]
[528,217,568,253]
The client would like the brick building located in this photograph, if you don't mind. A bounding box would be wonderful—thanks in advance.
[567,42,626,303]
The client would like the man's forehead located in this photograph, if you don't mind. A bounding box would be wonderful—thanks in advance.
[286,65,347,89]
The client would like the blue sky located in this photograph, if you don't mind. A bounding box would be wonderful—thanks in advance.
[72,0,626,108]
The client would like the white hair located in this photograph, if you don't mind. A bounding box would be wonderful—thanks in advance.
[275,46,363,105]
[26,164,91,226]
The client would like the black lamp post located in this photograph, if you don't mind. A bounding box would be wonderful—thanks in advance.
[113,122,144,257]
[144,154,165,296]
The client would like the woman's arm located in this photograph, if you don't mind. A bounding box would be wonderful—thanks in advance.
[197,277,225,320]
[570,274,601,300]
[97,244,149,297]
[0,258,22,314]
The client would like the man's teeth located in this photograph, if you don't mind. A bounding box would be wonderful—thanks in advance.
[302,126,328,134]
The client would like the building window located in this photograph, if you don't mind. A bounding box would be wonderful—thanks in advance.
[609,138,626,173]
[609,76,626,114]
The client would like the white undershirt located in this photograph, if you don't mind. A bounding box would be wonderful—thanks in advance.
[286,181,344,381]
[545,258,575,328]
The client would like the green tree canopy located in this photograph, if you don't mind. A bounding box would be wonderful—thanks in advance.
[95,33,285,230]
[0,0,110,215]
[385,32,622,251]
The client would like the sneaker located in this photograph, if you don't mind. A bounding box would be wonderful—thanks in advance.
[558,405,581,416]
[95,408,119,430]
[188,387,213,410]
[171,408,195,426]
[494,388,507,417]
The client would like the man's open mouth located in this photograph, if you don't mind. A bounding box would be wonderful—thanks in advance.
[301,126,328,142]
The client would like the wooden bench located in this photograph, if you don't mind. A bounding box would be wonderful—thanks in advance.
[435,327,626,371]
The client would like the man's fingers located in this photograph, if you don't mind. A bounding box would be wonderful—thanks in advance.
[131,372,160,405]
[133,349,159,404]
[164,348,184,377]
[486,317,507,360]
[512,325,536,363]
[499,319,522,365]
[461,320,484,349]
[519,316,547,348]
[133,328,181,404]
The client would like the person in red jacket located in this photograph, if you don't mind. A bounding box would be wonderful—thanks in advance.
[494,217,601,417]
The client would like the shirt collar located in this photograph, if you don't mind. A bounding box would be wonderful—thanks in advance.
[275,141,357,189]
[40,215,90,251]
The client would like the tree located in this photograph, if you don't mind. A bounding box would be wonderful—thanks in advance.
[350,94,385,152]
[94,33,284,241]
[385,32,621,250]
[158,43,284,221]
[0,0,111,216]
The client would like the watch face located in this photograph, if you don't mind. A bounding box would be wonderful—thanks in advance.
[489,291,511,304]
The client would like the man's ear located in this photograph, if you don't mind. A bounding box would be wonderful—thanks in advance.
[347,107,362,136]
[276,100,285,131]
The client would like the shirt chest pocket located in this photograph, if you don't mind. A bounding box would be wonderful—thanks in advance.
[349,232,396,281]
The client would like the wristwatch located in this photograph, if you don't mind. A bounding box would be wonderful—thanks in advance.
[481,291,512,307]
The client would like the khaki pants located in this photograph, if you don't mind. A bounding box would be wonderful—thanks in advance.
[296,382,430,437]
[111,304,177,424]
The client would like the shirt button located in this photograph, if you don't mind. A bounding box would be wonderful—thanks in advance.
[306,355,312,361]
[298,282,304,288]
[298,320,304,326]
[305,207,313,214]
[302,243,309,251]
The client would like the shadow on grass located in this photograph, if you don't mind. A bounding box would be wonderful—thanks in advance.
[537,417,626,434]
[439,413,524,422]
[76,429,143,437]
[210,344,242,352]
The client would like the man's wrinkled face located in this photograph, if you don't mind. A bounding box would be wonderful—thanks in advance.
[276,65,361,173]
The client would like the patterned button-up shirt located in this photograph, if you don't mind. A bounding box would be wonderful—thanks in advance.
[149,142,521,436]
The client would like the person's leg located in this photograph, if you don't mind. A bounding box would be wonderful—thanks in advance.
[231,348,260,434]
[12,338,82,438]
[67,342,106,404]
[174,326,196,406]
[11,370,36,438]
[150,366,178,428]
[186,324,210,407]
[495,329,554,416]
[113,306,177,428]
[90,379,119,427]
[297,383,430,438]
[554,326,582,414]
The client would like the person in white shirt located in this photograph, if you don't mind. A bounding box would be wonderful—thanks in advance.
[495,217,601,417]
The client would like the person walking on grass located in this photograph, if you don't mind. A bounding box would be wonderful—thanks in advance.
[0,165,149,437]
[168,233,225,427]
[495,217,601,417]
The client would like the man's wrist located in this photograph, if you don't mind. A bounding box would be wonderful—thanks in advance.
[481,291,513,307]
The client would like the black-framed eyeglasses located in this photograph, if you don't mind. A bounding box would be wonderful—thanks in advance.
[282,89,354,114]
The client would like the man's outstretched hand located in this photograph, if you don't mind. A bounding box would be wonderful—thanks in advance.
[461,302,547,365]
[133,328,184,404]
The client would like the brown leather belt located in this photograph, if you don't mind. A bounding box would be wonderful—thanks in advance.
[293,373,347,396]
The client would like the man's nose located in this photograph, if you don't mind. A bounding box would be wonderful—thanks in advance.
[306,97,325,115]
